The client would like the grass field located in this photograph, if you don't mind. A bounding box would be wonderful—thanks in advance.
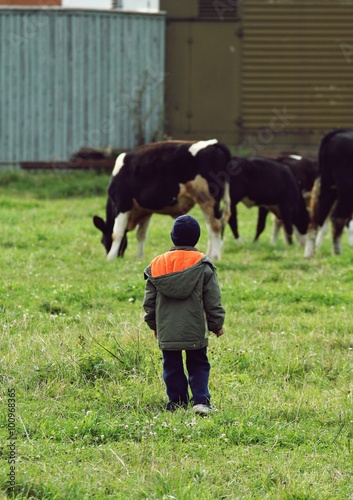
[1,170,352,499]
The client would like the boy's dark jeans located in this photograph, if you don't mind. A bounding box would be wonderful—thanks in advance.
[162,347,211,406]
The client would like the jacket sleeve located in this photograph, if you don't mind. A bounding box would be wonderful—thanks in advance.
[143,268,157,331]
[202,265,225,333]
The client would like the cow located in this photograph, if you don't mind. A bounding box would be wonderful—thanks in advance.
[277,152,351,250]
[227,156,309,244]
[315,212,353,248]
[270,154,318,244]
[93,139,231,261]
[276,154,318,201]
[304,128,353,257]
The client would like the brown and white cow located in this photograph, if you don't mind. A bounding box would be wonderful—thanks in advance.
[93,139,231,261]
[304,128,353,257]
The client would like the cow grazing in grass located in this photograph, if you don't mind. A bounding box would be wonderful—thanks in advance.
[276,154,318,201]
[270,154,318,244]
[93,139,231,261]
[227,156,309,244]
[304,128,353,257]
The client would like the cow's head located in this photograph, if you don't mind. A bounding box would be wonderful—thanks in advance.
[92,215,128,257]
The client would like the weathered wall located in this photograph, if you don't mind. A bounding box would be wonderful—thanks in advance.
[0,8,165,162]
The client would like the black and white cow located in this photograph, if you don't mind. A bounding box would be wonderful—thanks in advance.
[276,154,318,200]
[93,139,231,261]
[304,128,353,257]
[270,154,318,244]
[314,212,353,248]
[227,156,309,244]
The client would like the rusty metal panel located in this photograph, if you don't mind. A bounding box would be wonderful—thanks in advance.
[240,0,353,150]
[0,8,165,162]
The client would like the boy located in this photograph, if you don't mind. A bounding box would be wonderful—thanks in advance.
[143,215,225,416]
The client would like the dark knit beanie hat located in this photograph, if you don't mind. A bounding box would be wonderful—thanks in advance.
[170,215,201,247]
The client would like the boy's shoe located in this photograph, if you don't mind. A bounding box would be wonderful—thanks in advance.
[192,404,212,416]
[166,401,187,412]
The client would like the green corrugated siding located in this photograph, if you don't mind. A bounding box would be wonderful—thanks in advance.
[0,8,165,162]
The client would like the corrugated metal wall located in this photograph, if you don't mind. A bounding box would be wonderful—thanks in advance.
[160,0,241,144]
[240,0,353,149]
[0,8,165,162]
[163,20,241,144]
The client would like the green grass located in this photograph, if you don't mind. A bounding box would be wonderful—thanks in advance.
[0,171,352,499]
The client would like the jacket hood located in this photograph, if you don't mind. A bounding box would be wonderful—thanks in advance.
[144,255,214,300]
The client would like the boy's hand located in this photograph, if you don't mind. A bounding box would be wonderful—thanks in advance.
[216,328,224,338]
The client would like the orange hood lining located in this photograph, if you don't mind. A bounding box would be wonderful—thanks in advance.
[150,250,205,277]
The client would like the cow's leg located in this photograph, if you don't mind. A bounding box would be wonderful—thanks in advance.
[228,205,241,241]
[107,212,129,260]
[220,182,231,232]
[331,218,346,254]
[206,230,221,260]
[200,205,223,261]
[118,233,128,257]
[282,225,293,245]
[271,215,282,244]
[194,177,230,261]
[136,214,152,259]
[315,217,330,247]
[293,227,306,246]
[304,179,336,258]
[253,207,268,242]
[278,206,294,245]
[304,179,321,258]
[348,219,353,247]
[205,217,223,261]
[330,183,353,254]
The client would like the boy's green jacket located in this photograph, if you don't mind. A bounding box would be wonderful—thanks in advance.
[143,247,225,350]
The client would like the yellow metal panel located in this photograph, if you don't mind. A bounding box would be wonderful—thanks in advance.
[164,22,191,135]
[187,22,240,141]
[164,20,241,143]
[240,0,353,150]
[160,0,198,18]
